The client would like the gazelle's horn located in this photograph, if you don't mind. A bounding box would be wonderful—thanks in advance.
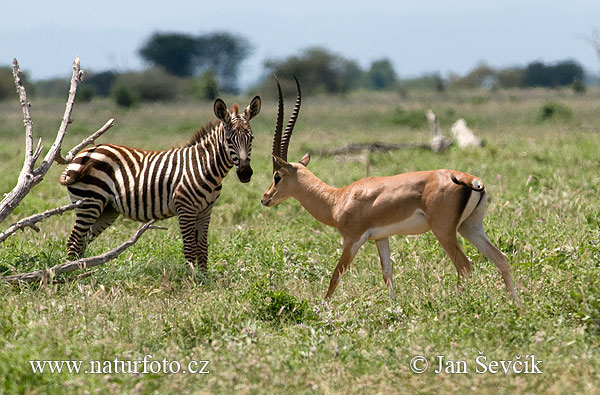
[280,76,301,161]
[272,75,284,170]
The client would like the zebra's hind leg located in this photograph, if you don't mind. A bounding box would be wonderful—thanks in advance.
[87,206,120,247]
[66,198,106,258]
[195,207,213,270]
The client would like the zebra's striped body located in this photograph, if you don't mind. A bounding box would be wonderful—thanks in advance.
[60,96,261,267]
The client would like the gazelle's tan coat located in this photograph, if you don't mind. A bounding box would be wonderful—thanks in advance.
[262,77,518,304]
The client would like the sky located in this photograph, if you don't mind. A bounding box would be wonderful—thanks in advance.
[1,0,599,90]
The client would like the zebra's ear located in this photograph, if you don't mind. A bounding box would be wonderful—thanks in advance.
[214,98,231,124]
[244,95,261,120]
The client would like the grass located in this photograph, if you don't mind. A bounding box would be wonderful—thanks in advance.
[0,87,599,393]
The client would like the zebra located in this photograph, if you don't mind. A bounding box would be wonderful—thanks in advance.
[59,96,261,268]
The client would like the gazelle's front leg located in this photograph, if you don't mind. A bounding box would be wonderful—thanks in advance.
[375,238,396,300]
[325,236,367,299]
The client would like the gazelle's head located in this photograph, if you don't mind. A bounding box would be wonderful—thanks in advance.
[214,96,261,183]
[261,152,310,207]
[261,77,306,207]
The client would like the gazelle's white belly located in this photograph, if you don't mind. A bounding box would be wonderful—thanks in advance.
[367,209,430,240]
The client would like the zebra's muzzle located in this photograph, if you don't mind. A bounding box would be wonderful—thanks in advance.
[236,160,253,183]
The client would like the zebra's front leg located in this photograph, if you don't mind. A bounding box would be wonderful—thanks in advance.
[176,206,199,267]
[195,207,213,270]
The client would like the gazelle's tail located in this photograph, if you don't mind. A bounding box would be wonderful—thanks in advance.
[450,173,484,192]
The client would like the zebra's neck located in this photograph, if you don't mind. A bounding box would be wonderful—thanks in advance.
[184,123,234,188]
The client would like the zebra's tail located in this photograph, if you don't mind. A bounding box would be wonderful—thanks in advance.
[59,163,84,185]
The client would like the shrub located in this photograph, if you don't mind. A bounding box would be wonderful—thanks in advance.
[112,69,179,102]
[0,67,15,100]
[189,69,219,100]
[539,101,573,122]
[76,85,95,102]
[246,279,314,324]
[390,107,427,129]
[572,78,586,94]
[112,85,138,108]
[85,71,118,96]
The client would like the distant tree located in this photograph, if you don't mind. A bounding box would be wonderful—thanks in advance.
[139,32,200,77]
[449,61,495,89]
[495,67,524,88]
[1,67,34,99]
[264,47,365,95]
[0,67,14,100]
[523,60,584,88]
[196,32,252,93]
[139,31,252,93]
[368,58,397,90]
[85,71,118,96]
[112,68,179,102]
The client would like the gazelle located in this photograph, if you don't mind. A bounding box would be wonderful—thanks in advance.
[261,78,519,304]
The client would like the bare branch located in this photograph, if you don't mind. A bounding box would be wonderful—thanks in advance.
[1,221,157,284]
[12,58,35,173]
[0,60,41,224]
[55,118,115,164]
[0,57,114,225]
[33,56,82,177]
[426,109,452,153]
[0,200,86,244]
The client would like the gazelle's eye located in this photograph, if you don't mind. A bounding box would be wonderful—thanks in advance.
[274,174,281,185]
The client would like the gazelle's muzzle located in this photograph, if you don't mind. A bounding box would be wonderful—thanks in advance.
[236,159,253,183]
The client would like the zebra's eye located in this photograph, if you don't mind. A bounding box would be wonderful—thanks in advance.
[274,174,281,185]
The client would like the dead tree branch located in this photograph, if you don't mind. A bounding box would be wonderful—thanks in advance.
[315,142,431,157]
[55,118,115,165]
[1,221,157,284]
[426,109,452,153]
[0,200,86,243]
[0,57,114,225]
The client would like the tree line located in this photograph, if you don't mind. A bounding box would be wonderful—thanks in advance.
[0,31,592,105]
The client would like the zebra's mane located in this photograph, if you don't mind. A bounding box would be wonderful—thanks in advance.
[185,120,221,147]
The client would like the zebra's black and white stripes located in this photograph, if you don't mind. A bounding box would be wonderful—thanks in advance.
[60,96,261,267]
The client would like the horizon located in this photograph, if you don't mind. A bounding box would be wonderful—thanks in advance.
[1,1,599,89]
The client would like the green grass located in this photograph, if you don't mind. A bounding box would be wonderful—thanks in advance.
[0,87,599,393]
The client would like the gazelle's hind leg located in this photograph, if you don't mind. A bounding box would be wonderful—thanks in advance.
[66,198,106,258]
[458,195,519,305]
[430,227,474,292]
[375,238,396,300]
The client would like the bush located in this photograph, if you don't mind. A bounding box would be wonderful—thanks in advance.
[76,85,95,102]
[85,71,118,96]
[112,69,179,102]
[390,107,427,129]
[189,70,219,100]
[539,101,573,122]
[0,67,32,100]
[572,79,586,94]
[113,85,138,108]
[246,279,314,324]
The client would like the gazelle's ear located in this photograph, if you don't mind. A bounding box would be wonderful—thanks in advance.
[244,95,261,120]
[299,152,310,167]
[214,98,230,123]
